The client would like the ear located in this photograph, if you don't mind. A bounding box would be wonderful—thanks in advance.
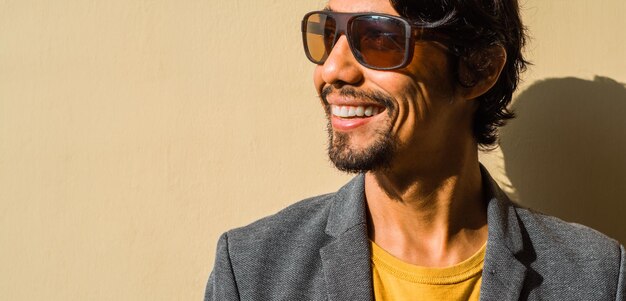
[456,45,507,100]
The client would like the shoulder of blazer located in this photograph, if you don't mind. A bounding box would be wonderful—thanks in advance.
[510,205,624,299]
[224,191,337,257]
[515,205,621,263]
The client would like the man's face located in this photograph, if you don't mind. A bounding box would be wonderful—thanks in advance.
[314,0,472,173]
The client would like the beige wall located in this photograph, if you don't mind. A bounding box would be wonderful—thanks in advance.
[1,0,624,300]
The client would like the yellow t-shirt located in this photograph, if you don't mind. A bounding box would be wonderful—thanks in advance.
[371,241,486,301]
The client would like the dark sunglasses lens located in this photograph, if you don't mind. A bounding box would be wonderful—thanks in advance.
[350,16,408,69]
[304,13,336,64]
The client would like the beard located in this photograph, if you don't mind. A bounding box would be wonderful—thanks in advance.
[321,86,398,174]
[327,124,397,173]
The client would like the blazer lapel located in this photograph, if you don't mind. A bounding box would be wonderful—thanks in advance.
[320,224,373,301]
[480,240,528,301]
[320,174,373,301]
[479,166,531,301]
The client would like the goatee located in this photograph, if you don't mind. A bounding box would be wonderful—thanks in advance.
[321,86,398,174]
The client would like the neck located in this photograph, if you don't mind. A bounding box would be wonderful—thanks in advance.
[365,141,488,267]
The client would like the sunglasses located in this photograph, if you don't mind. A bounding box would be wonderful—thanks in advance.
[301,11,443,71]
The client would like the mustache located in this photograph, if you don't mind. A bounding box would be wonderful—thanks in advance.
[320,86,395,109]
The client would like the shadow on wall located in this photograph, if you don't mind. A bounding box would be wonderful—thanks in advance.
[500,76,626,244]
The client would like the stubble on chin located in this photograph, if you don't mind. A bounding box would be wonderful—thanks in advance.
[326,122,397,174]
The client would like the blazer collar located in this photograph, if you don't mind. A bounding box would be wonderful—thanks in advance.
[320,168,532,301]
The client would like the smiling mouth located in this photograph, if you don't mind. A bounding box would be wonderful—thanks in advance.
[331,105,385,118]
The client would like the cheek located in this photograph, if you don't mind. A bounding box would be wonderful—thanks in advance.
[364,71,424,138]
[409,45,456,99]
[385,74,451,145]
[392,86,423,143]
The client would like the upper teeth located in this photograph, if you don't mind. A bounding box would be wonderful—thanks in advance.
[332,105,380,118]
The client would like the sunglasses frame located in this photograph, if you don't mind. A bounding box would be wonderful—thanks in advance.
[301,11,433,71]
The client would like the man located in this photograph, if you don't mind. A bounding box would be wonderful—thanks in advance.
[206,0,625,300]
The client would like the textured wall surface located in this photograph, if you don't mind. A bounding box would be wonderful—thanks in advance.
[480,0,626,244]
[0,0,624,300]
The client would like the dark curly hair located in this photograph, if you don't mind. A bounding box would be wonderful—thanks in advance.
[391,0,529,148]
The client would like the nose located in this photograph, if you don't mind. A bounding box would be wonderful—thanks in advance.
[319,35,364,87]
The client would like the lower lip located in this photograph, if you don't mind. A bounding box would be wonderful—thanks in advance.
[330,114,376,131]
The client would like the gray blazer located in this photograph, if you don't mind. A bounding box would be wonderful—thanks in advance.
[205,171,625,300]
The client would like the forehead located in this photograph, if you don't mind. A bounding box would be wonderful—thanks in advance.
[326,0,399,16]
